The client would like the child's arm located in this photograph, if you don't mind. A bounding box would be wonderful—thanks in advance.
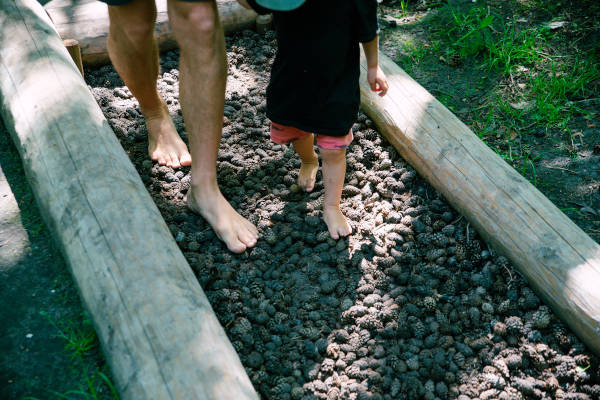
[361,36,389,97]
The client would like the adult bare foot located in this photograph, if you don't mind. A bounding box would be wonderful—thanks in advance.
[187,186,258,253]
[297,159,319,192]
[323,205,352,240]
[144,103,192,169]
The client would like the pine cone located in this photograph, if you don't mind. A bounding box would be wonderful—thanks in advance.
[532,306,552,329]
[455,243,467,262]
[431,232,449,247]
[423,296,437,312]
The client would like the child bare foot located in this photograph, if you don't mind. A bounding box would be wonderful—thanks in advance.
[187,186,258,253]
[145,102,192,169]
[298,159,319,192]
[323,205,352,240]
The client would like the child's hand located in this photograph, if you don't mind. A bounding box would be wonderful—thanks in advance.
[367,66,389,97]
[237,0,252,9]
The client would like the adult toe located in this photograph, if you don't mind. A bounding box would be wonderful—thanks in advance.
[221,230,246,253]
[329,228,340,240]
[239,229,257,247]
[170,154,181,169]
[180,152,192,166]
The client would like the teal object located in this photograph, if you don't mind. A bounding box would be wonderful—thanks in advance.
[256,0,305,11]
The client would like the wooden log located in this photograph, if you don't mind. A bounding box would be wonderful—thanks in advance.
[44,0,258,66]
[0,0,259,398]
[359,53,600,355]
[63,38,84,77]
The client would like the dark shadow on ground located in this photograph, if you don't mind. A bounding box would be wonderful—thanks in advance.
[0,123,108,399]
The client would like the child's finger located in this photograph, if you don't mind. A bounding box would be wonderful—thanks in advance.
[369,80,377,92]
[377,79,389,96]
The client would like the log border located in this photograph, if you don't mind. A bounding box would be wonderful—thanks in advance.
[0,0,259,398]
[359,53,600,356]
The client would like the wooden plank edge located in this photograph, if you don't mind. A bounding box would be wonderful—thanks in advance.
[359,53,600,356]
[0,0,259,398]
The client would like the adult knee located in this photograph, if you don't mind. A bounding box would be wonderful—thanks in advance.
[170,2,218,46]
[121,20,155,46]
[108,6,156,46]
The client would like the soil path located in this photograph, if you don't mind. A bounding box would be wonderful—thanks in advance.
[0,124,110,399]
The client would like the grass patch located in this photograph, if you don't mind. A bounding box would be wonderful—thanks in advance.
[527,57,600,128]
[413,0,600,185]
[484,24,546,73]
[396,38,429,75]
[25,311,120,400]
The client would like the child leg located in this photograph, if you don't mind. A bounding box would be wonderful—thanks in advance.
[271,122,319,192]
[320,148,352,239]
[292,134,319,192]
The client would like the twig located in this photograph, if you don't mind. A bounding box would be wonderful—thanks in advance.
[504,265,515,287]
[567,98,600,106]
[451,215,464,225]
[544,165,579,174]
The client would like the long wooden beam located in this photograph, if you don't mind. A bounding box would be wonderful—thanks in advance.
[45,0,257,66]
[0,0,259,398]
[359,54,600,355]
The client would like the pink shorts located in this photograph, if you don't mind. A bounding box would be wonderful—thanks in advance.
[270,122,353,150]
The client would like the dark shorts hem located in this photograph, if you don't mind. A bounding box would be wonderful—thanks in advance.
[267,114,353,138]
[99,0,133,5]
[99,0,210,5]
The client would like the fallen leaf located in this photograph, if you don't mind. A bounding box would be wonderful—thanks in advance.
[510,130,519,140]
[545,20,567,30]
[509,101,533,111]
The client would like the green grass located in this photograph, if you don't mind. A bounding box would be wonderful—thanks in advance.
[527,57,600,128]
[41,311,97,359]
[423,0,599,170]
[484,25,546,73]
[398,0,410,17]
[396,38,429,74]
[445,4,494,58]
[560,207,585,217]
[28,311,120,400]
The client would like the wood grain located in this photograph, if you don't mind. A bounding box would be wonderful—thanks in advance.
[0,0,259,398]
[63,38,83,77]
[359,53,600,356]
[45,0,258,66]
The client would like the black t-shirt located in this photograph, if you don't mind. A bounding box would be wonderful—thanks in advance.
[247,0,379,136]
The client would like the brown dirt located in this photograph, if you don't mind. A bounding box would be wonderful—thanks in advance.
[0,124,113,400]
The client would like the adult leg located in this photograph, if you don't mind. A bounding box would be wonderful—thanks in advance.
[320,148,352,239]
[168,0,258,253]
[292,134,319,192]
[107,0,191,168]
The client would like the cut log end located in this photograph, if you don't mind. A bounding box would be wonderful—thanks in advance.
[63,38,84,77]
